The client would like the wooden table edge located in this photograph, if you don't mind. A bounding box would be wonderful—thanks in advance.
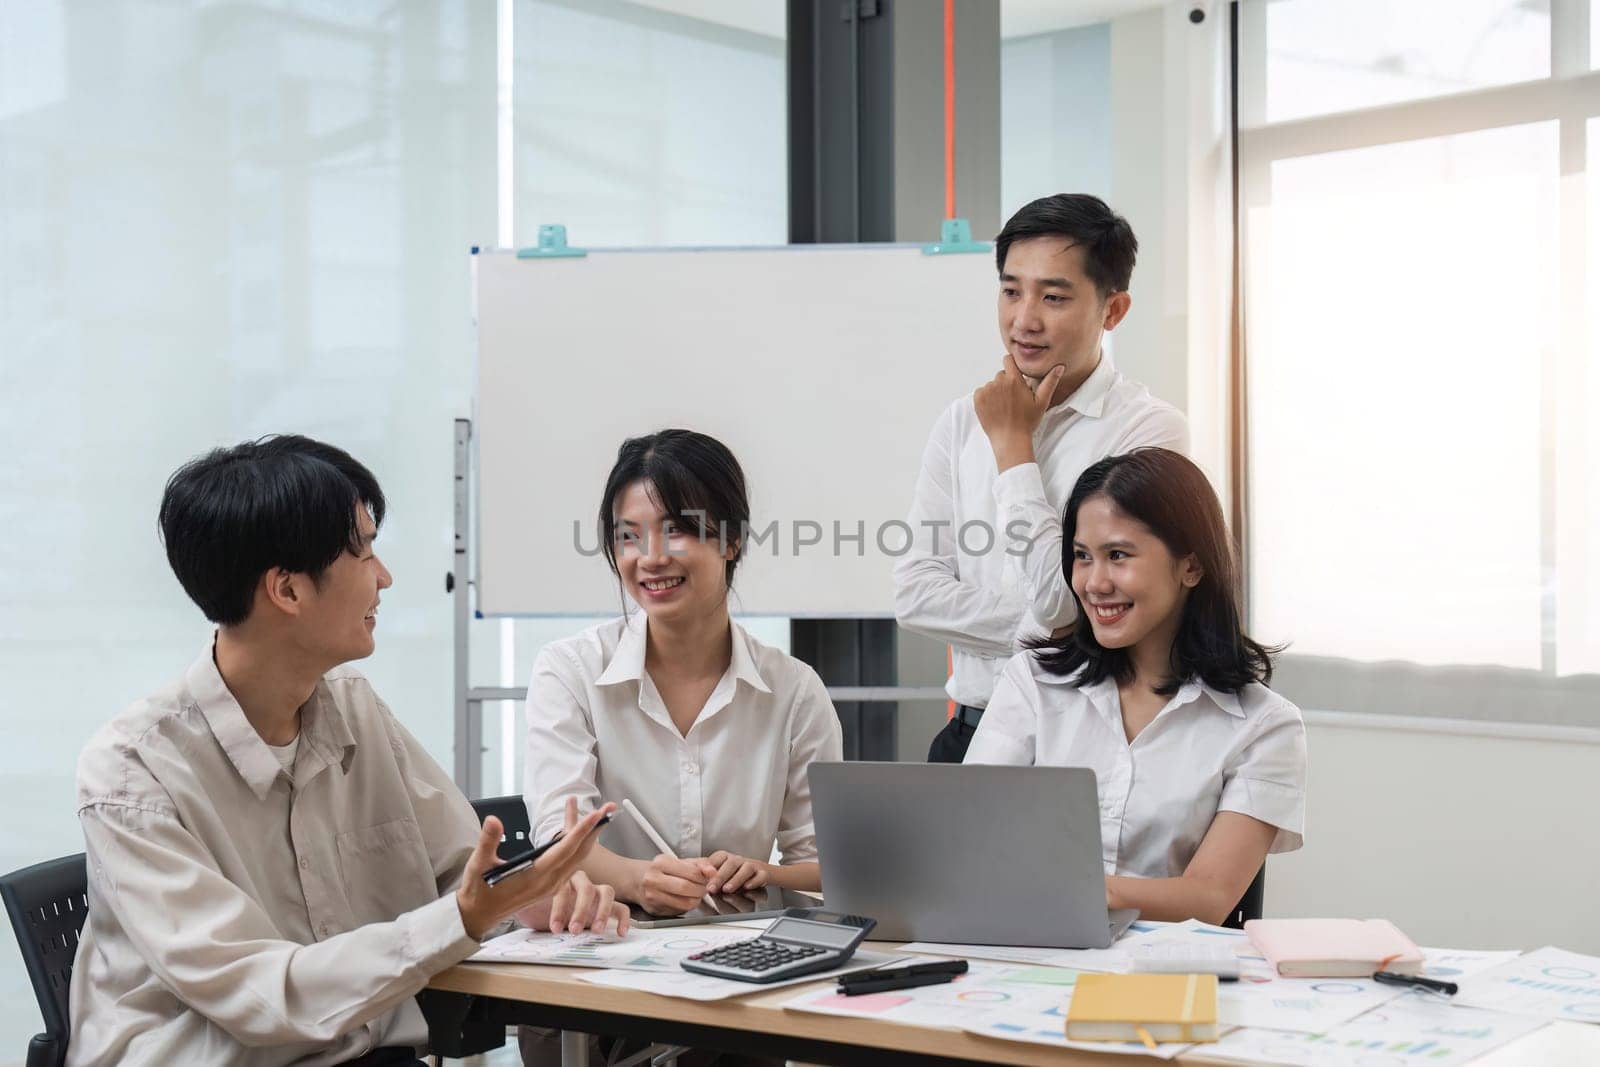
[427,957,1175,1067]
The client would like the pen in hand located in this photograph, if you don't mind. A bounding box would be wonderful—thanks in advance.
[621,798,718,912]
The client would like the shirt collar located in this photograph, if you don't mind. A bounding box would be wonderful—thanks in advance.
[595,611,650,686]
[595,612,773,695]
[187,637,359,801]
[727,622,774,694]
[1046,664,1246,719]
[1053,349,1118,419]
[1175,678,1247,719]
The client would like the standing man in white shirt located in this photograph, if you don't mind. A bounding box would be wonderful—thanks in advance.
[69,435,624,1066]
[894,193,1189,763]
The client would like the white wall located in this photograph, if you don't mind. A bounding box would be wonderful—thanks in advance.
[1001,22,1113,215]
[1272,717,1600,953]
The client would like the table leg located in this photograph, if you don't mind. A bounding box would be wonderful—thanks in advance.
[560,1029,587,1067]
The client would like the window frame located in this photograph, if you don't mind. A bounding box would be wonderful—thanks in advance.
[1233,0,1600,726]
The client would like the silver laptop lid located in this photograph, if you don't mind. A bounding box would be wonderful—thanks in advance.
[809,762,1120,948]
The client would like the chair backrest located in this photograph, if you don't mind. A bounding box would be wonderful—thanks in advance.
[469,795,532,848]
[1223,865,1266,930]
[1,853,89,1067]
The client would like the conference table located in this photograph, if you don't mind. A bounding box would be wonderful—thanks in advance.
[422,944,1147,1066]
[420,946,1600,1067]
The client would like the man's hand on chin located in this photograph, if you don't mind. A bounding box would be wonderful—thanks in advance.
[974,354,1065,473]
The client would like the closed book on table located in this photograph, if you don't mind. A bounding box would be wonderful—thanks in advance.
[1064,973,1218,1044]
[1244,918,1423,977]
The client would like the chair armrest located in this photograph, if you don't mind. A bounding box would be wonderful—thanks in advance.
[416,989,507,1058]
[25,1032,62,1067]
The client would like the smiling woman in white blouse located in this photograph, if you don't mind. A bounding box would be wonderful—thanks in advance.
[965,447,1307,925]
[523,429,842,918]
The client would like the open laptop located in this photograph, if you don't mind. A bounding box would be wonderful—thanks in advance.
[809,763,1138,948]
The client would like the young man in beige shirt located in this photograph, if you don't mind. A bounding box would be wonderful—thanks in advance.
[68,435,625,1066]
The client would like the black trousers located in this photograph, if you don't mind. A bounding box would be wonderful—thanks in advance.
[926,705,984,763]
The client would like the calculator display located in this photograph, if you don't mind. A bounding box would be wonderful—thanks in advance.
[765,918,859,948]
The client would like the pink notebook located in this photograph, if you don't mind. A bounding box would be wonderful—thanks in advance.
[1244,919,1423,977]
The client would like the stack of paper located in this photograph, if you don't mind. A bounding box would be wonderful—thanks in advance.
[1455,946,1600,1024]
[1203,995,1548,1067]
[469,926,750,972]
[577,949,903,1001]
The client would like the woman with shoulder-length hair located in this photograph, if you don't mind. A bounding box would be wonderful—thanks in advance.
[524,428,842,922]
[966,447,1306,925]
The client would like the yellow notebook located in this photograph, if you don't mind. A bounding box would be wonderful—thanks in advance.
[1064,973,1219,1048]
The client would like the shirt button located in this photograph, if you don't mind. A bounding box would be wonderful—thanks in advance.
[320,924,331,937]
[299,858,310,870]
[684,763,698,775]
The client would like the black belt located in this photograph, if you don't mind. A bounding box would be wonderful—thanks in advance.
[954,704,984,729]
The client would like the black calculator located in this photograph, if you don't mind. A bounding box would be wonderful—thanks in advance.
[679,908,876,984]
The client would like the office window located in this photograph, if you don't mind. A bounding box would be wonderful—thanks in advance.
[512,0,786,248]
[1255,0,1550,124]
[1247,123,1554,669]
[1239,1,1599,724]
[0,0,496,1049]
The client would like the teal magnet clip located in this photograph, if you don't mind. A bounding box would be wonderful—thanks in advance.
[517,224,587,258]
[921,217,990,255]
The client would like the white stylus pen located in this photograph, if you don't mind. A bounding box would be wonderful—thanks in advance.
[621,798,718,911]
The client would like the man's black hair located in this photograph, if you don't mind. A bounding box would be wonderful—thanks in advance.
[994,193,1139,298]
[158,434,386,626]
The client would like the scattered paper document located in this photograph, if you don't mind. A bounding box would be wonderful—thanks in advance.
[1419,947,1523,982]
[575,949,904,1001]
[469,925,749,972]
[962,989,1196,1060]
[784,959,1073,1028]
[900,940,1129,973]
[1202,994,1548,1066]
[783,958,1195,1058]
[1123,918,1251,948]
[1455,946,1600,1024]
[1215,971,1406,1034]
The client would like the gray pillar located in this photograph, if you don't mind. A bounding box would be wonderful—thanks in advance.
[890,0,1001,241]
[789,0,1001,244]
[787,0,1000,762]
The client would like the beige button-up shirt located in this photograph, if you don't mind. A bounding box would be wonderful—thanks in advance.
[68,645,482,1065]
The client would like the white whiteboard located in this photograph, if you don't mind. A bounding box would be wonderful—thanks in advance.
[474,245,997,616]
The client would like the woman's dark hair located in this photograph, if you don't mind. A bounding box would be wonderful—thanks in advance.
[994,193,1138,299]
[158,434,386,626]
[599,429,749,591]
[1033,447,1276,694]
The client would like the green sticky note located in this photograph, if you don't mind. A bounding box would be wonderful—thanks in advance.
[1001,967,1080,987]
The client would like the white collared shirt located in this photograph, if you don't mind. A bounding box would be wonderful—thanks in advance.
[523,613,843,865]
[965,651,1307,879]
[893,352,1188,708]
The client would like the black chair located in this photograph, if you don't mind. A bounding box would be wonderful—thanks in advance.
[1223,865,1266,930]
[419,796,535,1062]
[468,794,532,850]
[1,853,89,1067]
